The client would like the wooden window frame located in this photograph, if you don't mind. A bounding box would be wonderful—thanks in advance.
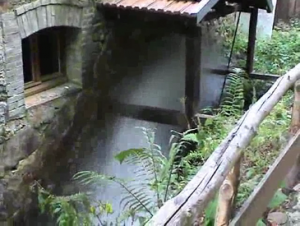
[24,29,67,97]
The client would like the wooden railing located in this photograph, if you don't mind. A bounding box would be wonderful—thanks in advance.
[147,63,300,226]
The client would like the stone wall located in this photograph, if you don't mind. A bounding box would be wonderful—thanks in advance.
[0,84,82,222]
[0,0,235,223]
[0,0,105,222]
[0,0,88,120]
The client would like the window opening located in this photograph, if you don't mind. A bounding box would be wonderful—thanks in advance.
[22,27,67,96]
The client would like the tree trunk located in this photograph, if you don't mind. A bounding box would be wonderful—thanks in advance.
[147,64,300,226]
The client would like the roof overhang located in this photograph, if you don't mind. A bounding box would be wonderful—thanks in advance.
[97,0,274,26]
[97,0,221,25]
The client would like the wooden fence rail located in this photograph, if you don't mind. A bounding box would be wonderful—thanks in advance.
[147,63,300,226]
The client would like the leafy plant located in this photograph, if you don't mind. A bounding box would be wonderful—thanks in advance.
[73,127,200,224]
[36,17,297,226]
[36,182,94,226]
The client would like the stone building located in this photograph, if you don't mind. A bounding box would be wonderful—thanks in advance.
[0,0,103,222]
[0,0,273,223]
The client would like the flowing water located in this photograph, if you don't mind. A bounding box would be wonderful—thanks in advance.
[27,24,227,225]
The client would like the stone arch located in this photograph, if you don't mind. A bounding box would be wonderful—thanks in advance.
[15,0,83,39]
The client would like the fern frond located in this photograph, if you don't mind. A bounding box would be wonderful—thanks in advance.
[220,71,245,116]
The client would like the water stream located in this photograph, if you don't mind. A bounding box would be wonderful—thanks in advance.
[27,23,227,225]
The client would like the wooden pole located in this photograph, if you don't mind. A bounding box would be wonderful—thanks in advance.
[284,80,300,190]
[246,8,258,74]
[147,63,300,226]
[215,156,241,226]
[185,28,201,128]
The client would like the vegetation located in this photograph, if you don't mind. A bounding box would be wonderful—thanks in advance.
[35,17,300,226]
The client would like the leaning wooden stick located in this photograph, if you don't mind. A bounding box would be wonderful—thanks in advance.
[284,80,300,190]
[215,155,241,226]
[147,64,300,226]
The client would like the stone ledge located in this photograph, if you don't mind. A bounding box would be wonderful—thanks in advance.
[25,82,81,109]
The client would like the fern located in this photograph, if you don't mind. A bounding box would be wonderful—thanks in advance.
[220,70,245,117]
[72,127,201,224]
[36,182,93,226]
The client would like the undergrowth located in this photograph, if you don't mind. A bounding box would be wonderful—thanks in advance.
[36,17,299,226]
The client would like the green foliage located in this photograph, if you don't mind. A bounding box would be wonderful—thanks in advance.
[220,70,245,117]
[36,183,94,226]
[204,196,218,226]
[37,17,297,226]
[219,16,300,75]
[72,127,200,224]
[268,190,287,209]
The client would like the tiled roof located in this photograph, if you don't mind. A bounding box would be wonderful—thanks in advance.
[98,0,274,23]
[98,0,219,22]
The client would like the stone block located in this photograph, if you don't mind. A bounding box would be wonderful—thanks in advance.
[26,10,39,36]
[7,95,23,105]
[16,17,26,38]
[3,34,20,47]
[53,5,62,26]
[5,54,22,65]
[20,14,30,37]
[46,5,54,27]
[36,6,48,30]
[9,106,25,119]
[32,0,42,10]
[2,18,18,31]
[0,102,8,124]
[5,59,22,73]
[8,101,18,111]
[18,99,24,107]
[59,5,69,26]
[1,12,15,21]
[2,126,40,170]
[5,46,22,56]
[15,5,25,16]
[3,28,19,38]
[23,3,34,12]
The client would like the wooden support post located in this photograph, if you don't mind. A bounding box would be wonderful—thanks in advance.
[185,28,201,128]
[246,8,258,74]
[284,80,300,190]
[215,156,241,226]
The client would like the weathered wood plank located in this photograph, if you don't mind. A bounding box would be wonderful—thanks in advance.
[147,63,300,226]
[230,130,300,226]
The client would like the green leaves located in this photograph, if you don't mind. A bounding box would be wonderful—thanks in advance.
[114,148,145,164]
[268,190,287,209]
[36,183,94,226]
[73,171,117,186]
[204,196,218,226]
